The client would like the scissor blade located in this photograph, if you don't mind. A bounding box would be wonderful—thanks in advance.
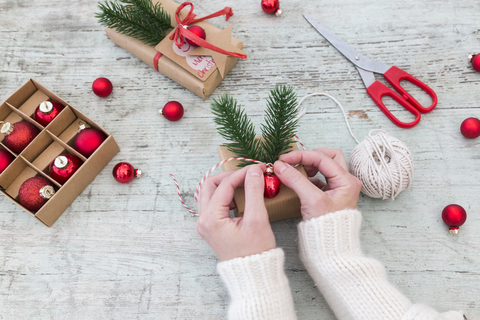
[303,14,390,74]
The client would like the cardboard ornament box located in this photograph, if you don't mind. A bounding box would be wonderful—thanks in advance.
[105,0,244,100]
[218,142,307,223]
[0,79,120,227]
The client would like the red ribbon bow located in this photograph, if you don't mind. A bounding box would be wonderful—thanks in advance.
[169,2,247,59]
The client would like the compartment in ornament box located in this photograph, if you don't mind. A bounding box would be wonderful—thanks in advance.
[0,102,44,155]
[20,130,86,183]
[217,140,308,223]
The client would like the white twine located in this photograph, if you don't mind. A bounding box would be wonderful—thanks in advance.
[296,93,414,200]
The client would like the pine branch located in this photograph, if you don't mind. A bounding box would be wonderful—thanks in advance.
[96,0,172,46]
[211,95,263,166]
[260,85,299,164]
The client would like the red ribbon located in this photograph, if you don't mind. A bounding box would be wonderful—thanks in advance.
[169,2,247,59]
[153,52,162,71]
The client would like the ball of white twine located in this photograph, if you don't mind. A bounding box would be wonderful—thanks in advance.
[349,130,413,200]
[296,93,414,200]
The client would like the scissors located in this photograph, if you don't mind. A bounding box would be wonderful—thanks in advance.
[304,14,437,128]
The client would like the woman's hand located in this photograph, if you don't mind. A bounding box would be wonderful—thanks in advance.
[197,164,276,261]
[274,148,361,220]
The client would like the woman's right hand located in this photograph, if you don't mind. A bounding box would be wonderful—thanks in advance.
[274,148,362,221]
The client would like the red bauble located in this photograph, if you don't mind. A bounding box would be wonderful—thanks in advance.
[185,25,207,47]
[460,117,480,139]
[469,54,480,72]
[1,121,39,154]
[34,101,64,127]
[160,101,184,121]
[113,162,141,183]
[92,77,113,97]
[264,168,281,198]
[0,149,15,174]
[73,127,107,158]
[261,0,282,16]
[18,176,56,212]
[442,204,467,234]
[49,154,83,184]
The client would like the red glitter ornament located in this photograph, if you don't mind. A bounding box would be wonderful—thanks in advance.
[460,117,480,139]
[0,149,15,174]
[442,204,467,234]
[185,25,207,47]
[49,154,83,184]
[34,101,64,127]
[264,167,281,198]
[1,121,39,154]
[113,162,142,183]
[92,77,113,97]
[468,53,480,72]
[261,0,282,16]
[160,101,184,121]
[73,123,107,158]
[18,176,56,212]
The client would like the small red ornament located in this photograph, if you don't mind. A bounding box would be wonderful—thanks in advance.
[92,77,113,97]
[34,101,64,127]
[0,149,15,174]
[49,154,83,184]
[18,176,56,212]
[73,123,107,158]
[1,121,39,154]
[442,204,467,234]
[264,167,281,198]
[460,117,480,139]
[160,101,184,121]
[185,25,206,47]
[468,53,480,72]
[261,0,282,16]
[113,162,142,183]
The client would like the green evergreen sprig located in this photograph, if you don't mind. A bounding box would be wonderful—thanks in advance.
[211,85,299,166]
[96,0,172,46]
[211,95,264,163]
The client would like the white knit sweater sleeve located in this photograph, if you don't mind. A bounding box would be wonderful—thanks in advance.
[297,209,465,320]
[217,248,297,320]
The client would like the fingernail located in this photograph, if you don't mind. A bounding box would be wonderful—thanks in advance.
[275,161,287,174]
[248,167,261,177]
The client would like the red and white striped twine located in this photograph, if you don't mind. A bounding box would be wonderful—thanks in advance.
[171,136,306,216]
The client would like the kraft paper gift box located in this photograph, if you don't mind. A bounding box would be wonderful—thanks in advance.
[104,0,244,99]
[217,142,308,223]
[0,79,119,227]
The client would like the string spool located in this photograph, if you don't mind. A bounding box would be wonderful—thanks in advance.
[296,93,414,200]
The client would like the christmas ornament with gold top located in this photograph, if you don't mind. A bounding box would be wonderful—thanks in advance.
[73,122,107,158]
[34,101,64,127]
[1,121,39,154]
[49,154,83,184]
[18,176,56,212]
[113,162,142,183]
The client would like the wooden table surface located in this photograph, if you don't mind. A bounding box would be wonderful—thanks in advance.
[1,0,479,319]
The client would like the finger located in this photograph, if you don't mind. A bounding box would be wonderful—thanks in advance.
[311,148,348,171]
[274,160,325,205]
[209,165,253,218]
[243,164,269,226]
[279,150,351,189]
[198,171,234,213]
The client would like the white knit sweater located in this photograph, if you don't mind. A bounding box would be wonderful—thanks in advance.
[217,209,465,320]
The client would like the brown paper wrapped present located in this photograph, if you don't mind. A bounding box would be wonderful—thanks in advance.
[104,0,244,99]
[217,142,308,223]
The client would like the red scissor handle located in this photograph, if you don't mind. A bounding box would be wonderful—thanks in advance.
[366,80,421,128]
[383,66,437,113]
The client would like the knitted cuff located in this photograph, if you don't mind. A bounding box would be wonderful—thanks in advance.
[401,304,465,320]
[298,209,363,261]
[217,248,296,320]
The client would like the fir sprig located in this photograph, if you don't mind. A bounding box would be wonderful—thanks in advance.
[211,85,299,166]
[211,95,264,164]
[96,0,172,46]
[261,85,299,164]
